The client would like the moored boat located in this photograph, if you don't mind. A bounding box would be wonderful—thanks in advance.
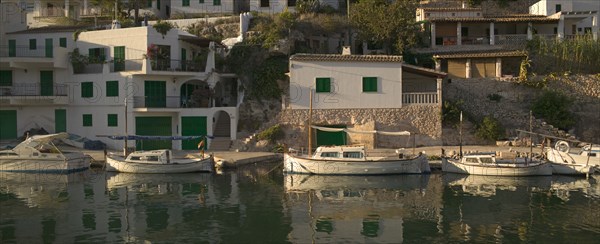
[545,141,599,175]
[105,149,214,173]
[442,152,552,176]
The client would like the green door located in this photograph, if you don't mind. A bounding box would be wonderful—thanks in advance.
[316,125,346,147]
[180,83,195,107]
[135,116,172,150]
[181,48,187,70]
[0,110,17,140]
[55,109,66,133]
[45,38,53,58]
[181,116,207,150]
[8,40,16,57]
[144,80,166,107]
[40,71,53,96]
[114,46,125,72]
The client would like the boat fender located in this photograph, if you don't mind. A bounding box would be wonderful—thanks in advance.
[555,141,570,152]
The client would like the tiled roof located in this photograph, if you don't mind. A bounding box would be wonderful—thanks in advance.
[433,50,527,59]
[402,63,447,77]
[430,15,558,23]
[7,25,96,34]
[420,7,481,11]
[290,54,403,62]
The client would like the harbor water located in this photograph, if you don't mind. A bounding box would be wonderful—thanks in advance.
[1,163,599,243]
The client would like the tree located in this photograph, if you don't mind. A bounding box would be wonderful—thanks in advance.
[350,0,419,54]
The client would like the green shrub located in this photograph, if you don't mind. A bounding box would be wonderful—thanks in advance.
[531,90,576,130]
[476,116,505,141]
[442,100,463,127]
[487,93,502,102]
[257,125,285,142]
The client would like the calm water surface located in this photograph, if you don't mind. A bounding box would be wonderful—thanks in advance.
[1,163,599,243]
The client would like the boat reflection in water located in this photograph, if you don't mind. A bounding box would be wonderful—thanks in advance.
[284,174,442,243]
[441,173,600,243]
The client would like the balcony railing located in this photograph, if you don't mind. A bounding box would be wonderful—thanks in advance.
[495,34,528,46]
[462,36,490,45]
[0,83,68,96]
[0,45,52,58]
[34,7,66,17]
[149,59,206,72]
[402,92,438,105]
[133,96,212,108]
[110,59,144,72]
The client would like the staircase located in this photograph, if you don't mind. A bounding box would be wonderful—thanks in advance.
[209,114,232,151]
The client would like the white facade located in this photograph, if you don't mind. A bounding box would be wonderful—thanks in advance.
[530,0,600,16]
[1,26,239,150]
[530,0,600,36]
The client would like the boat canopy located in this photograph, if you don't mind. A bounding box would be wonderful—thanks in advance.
[311,126,410,136]
[99,135,214,140]
[13,132,69,150]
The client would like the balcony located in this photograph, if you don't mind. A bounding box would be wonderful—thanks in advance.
[402,92,439,105]
[149,59,207,73]
[0,45,68,68]
[0,45,53,58]
[34,7,67,18]
[0,83,69,105]
[133,96,212,109]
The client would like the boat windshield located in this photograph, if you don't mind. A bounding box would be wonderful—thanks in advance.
[480,157,494,164]
[343,152,363,159]
[320,152,339,158]
[466,158,479,163]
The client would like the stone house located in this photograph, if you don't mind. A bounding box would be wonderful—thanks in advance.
[282,52,447,149]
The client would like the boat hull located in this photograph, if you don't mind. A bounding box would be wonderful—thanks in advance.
[105,155,214,173]
[442,158,552,176]
[550,162,597,175]
[0,154,90,173]
[283,153,430,175]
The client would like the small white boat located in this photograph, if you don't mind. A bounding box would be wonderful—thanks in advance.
[0,133,90,173]
[545,141,599,175]
[283,145,430,175]
[442,153,552,176]
[105,149,214,173]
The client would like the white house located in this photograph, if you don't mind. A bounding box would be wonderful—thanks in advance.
[529,0,599,39]
[0,25,240,151]
[164,0,341,18]
[284,52,446,148]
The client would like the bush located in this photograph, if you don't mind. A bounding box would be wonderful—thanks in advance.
[257,125,285,142]
[531,90,576,130]
[476,116,505,141]
[442,100,463,127]
[487,93,502,102]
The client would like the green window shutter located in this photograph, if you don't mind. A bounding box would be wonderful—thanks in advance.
[8,40,16,57]
[29,39,37,50]
[107,114,118,127]
[83,114,93,127]
[147,0,153,7]
[213,0,220,5]
[106,80,119,97]
[315,77,331,93]
[81,82,93,98]
[113,46,125,72]
[183,0,189,6]
[0,70,12,86]
[88,48,105,63]
[362,77,377,92]
[59,38,67,48]
[40,71,54,96]
[157,0,161,9]
[45,38,53,58]
[199,0,204,3]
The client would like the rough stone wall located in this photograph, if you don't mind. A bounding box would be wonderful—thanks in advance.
[278,105,443,149]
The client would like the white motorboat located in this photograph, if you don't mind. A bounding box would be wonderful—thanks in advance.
[0,133,91,173]
[283,145,430,175]
[442,152,552,176]
[105,149,214,173]
[545,141,599,175]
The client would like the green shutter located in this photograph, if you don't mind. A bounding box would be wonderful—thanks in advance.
[59,38,67,48]
[40,71,53,96]
[8,40,16,57]
[316,77,331,93]
[316,125,346,146]
[181,48,187,70]
[199,0,204,3]
[147,0,153,7]
[145,80,166,107]
[106,80,119,97]
[213,0,220,5]
[29,39,37,50]
[83,114,93,127]
[89,48,105,63]
[362,77,377,92]
[181,116,207,150]
[0,70,12,86]
[81,82,93,98]
[183,0,189,6]
[107,114,118,127]
[157,0,160,9]
[135,116,172,150]
[45,38,53,58]
[0,110,17,140]
[114,46,125,72]
[55,109,66,133]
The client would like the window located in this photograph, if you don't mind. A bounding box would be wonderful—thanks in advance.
[480,157,494,164]
[320,152,339,158]
[555,4,561,13]
[107,114,118,127]
[466,158,478,163]
[29,39,36,50]
[81,82,93,98]
[213,0,220,6]
[261,0,269,7]
[461,27,469,37]
[199,0,204,3]
[183,0,189,6]
[315,77,331,93]
[288,0,296,7]
[83,114,92,127]
[343,152,363,159]
[106,80,119,97]
[59,38,67,48]
[553,27,558,34]
[157,0,160,9]
[88,48,106,63]
[0,70,12,86]
[147,0,152,7]
[362,77,377,92]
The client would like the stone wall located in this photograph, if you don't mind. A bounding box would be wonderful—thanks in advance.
[278,105,443,149]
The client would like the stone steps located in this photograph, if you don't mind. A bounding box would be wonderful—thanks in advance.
[210,137,231,151]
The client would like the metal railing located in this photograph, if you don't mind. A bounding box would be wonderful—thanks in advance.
[149,59,206,72]
[495,34,528,46]
[0,45,52,58]
[0,83,68,96]
[133,96,212,108]
[402,92,438,104]
[73,63,103,74]
[110,59,144,72]
[462,36,490,45]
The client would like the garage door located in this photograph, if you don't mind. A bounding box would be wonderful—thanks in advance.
[0,110,17,140]
[316,125,346,147]
[181,116,207,150]
[135,116,172,150]
[472,58,496,78]
[447,59,466,78]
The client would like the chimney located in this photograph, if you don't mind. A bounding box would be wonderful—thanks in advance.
[342,46,351,55]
